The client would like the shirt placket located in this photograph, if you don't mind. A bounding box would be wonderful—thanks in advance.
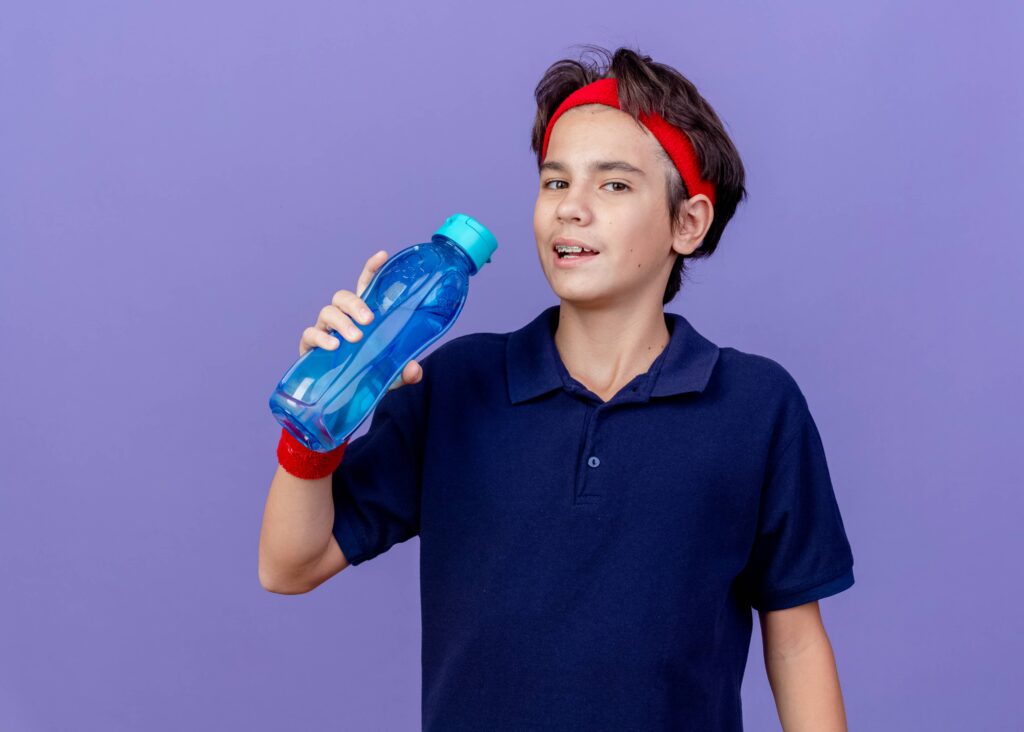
[573,403,604,505]
[566,382,647,506]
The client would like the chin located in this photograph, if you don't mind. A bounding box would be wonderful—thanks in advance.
[549,282,617,307]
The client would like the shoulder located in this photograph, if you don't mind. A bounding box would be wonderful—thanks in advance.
[422,329,507,368]
[374,329,508,430]
[417,328,508,391]
[714,345,807,407]
[711,345,815,454]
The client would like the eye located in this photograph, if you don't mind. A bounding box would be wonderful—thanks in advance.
[542,180,630,192]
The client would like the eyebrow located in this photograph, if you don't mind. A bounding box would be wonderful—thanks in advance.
[539,160,647,176]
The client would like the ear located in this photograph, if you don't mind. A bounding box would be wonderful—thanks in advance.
[671,194,715,257]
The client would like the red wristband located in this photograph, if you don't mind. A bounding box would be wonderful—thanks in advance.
[277,427,349,480]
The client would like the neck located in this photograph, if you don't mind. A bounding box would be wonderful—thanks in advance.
[553,300,671,398]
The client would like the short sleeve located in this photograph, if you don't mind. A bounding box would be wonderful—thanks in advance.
[331,372,429,567]
[741,389,855,611]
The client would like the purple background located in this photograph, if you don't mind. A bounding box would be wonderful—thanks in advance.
[2,2,1021,730]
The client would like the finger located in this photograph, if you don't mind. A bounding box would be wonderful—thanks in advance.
[319,303,368,343]
[387,360,422,391]
[356,250,388,299]
[301,326,339,356]
[330,290,374,326]
[404,359,423,384]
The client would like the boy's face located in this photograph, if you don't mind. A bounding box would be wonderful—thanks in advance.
[533,104,701,309]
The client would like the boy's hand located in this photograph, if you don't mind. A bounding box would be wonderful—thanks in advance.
[298,250,424,391]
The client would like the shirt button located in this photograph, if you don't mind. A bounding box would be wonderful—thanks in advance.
[587,456,601,468]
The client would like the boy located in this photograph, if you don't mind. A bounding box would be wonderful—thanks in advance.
[260,45,855,731]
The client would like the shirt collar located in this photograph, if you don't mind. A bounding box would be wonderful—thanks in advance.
[506,304,721,405]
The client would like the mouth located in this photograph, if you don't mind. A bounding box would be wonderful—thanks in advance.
[552,238,600,260]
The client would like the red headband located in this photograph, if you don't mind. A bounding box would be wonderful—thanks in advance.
[541,77,716,205]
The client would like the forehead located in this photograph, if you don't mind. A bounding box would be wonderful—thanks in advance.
[545,104,661,165]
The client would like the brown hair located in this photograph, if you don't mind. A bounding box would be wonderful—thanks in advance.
[530,44,748,304]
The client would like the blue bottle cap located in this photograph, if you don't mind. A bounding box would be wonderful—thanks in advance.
[432,213,498,275]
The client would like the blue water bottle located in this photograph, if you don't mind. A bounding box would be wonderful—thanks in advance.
[268,213,498,452]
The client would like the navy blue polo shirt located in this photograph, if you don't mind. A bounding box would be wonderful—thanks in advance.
[332,304,855,731]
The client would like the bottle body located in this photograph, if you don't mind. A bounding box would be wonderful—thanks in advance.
[269,235,473,452]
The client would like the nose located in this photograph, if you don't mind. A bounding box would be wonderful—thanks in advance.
[555,183,593,226]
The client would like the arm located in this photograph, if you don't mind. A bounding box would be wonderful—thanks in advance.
[258,251,426,594]
[759,600,849,732]
[258,464,350,594]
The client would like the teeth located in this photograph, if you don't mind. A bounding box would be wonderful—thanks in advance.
[555,245,595,253]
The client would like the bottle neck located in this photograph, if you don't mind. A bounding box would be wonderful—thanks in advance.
[432,235,479,275]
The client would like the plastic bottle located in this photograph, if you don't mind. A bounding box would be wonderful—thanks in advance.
[268,213,498,452]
